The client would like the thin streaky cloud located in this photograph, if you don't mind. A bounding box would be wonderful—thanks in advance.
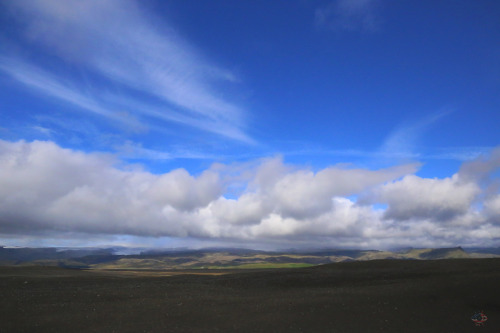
[379,110,453,158]
[426,147,494,162]
[0,57,254,143]
[116,141,217,161]
[31,126,54,137]
[315,0,380,33]
[102,93,254,144]
[0,58,148,133]
[0,59,106,118]
[2,0,252,143]
[276,143,488,163]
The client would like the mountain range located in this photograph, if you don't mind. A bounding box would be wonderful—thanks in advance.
[1,246,499,270]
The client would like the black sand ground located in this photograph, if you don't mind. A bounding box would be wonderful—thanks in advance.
[1,258,499,332]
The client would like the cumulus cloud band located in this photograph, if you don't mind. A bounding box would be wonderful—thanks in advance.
[0,140,499,248]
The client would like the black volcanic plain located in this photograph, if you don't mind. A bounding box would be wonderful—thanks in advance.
[1,258,499,332]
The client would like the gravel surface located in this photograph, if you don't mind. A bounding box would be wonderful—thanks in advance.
[1,259,499,332]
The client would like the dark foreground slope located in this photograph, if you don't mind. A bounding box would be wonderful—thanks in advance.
[1,259,499,333]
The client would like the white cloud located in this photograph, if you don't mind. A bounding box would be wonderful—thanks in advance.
[0,140,222,237]
[1,0,251,143]
[211,194,269,226]
[147,169,222,211]
[458,146,500,183]
[484,195,500,223]
[0,139,499,249]
[250,197,375,239]
[375,174,480,222]
[263,161,418,219]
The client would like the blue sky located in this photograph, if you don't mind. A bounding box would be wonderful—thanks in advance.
[0,0,499,249]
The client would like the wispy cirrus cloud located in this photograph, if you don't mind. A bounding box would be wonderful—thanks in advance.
[377,110,453,160]
[0,0,252,143]
[115,141,218,161]
[0,58,146,132]
[315,0,381,33]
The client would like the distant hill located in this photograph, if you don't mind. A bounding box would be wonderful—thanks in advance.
[0,246,115,266]
[465,247,500,258]
[399,247,470,260]
[0,245,495,270]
